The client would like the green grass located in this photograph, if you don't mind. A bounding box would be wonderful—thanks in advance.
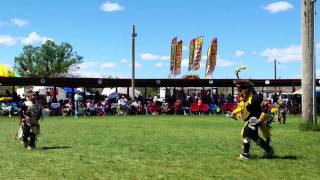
[0,115,320,179]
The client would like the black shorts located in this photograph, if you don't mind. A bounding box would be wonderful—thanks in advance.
[241,122,259,141]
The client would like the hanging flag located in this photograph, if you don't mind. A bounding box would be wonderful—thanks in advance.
[191,36,203,71]
[205,38,218,78]
[205,46,212,78]
[174,40,183,76]
[170,37,177,75]
[188,38,196,71]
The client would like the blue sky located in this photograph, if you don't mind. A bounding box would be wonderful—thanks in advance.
[0,0,319,79]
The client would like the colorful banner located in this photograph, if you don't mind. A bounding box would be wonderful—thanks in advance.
[174,40,183,76]
[191,36,203,70]
[205,38,218,78]
[170,37,177,75]
[188,38,195,71]
[205,46,212,78]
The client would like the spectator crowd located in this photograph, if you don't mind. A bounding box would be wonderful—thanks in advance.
[0,88,302,122]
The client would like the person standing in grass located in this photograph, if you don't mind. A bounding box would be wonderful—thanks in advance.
[19,92,42,150]
[74,90,83,118]
[230,80,274,160]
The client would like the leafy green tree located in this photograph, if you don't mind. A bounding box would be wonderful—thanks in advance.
[14,40,83,77]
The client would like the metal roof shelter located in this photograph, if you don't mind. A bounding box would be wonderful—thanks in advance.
[2,77,319,101]
[1,77,318,88]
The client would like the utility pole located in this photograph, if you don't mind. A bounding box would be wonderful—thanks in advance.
[274,59,277,80]
[301,0,317,129]
[132,25,137,100]
[274,59,280,91]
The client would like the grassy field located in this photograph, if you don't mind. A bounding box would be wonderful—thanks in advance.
[0,115,319,179]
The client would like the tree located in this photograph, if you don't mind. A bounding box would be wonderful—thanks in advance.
[14,40,83,77]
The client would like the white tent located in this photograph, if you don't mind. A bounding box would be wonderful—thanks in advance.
[76,88,92,95]
[101,87,141,98]
[293,87,320,95]
[16,87,25,97]
[292,89,302,95]
[33,86,66,101]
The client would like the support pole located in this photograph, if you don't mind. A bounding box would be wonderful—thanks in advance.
[301,0,317,128]
[132,25,137,100]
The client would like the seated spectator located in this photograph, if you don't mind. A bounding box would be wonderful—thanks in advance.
[183,96,191,115]
[1,101,13,117]
[226,94,233,103]
[117,95,128,115]
[161,102,169,114]
[101,98,111,115]
[197,97,202,115]
[95,102,106,116]
[61,102,72,117]
[50,101,61,116]
[150,96,160,115]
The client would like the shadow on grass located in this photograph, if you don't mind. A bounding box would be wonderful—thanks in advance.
[263,155,298,160]
[39,146,72,150]
[250,155,298,160]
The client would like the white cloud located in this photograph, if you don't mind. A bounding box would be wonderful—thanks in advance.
[182,45,188,51]
[141,53,158,60]
[73,70,128,78]
[79,61,117,70]
[252,51,258,55]
[200,62,205,69]
[181,56,233,68]
[78,61,98,69]
[181,59,189,67]
[100,1,124,12]
[263,1,293,13]
[235,50,245,57]
[75,71,104,78]
[217,59,234,67]
[135,62,143,68]
[0,32,52,46]
[260,44,301,63]
[290,74,301,79]
[155,62,163,67]
[128,62,143,68]
[0,35,18,46]
[160,56,170,60]
[20,32,52,45]
[140,53,169,61]
[101,62,116,69]
[10,18,29,27]
[75,61,121,77]
[121,59,128,63]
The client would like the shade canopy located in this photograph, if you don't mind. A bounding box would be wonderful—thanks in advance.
[102,87,140,98]
[33,86,67,101]
[0,64,15,77]
[293,87,320,97]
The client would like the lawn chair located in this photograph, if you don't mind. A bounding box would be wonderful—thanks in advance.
[150,102,159,115]
[200,104,209,114]
[50,102,61,116]
[174,102,182,115]
[208,103,217,114]
[190,103,198,115]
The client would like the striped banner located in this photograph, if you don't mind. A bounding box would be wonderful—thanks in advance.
[174,40,183,76]
[191,36,203,70]
[205,38,218,78]
[170,37,177,75]
[188,38,195,71]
